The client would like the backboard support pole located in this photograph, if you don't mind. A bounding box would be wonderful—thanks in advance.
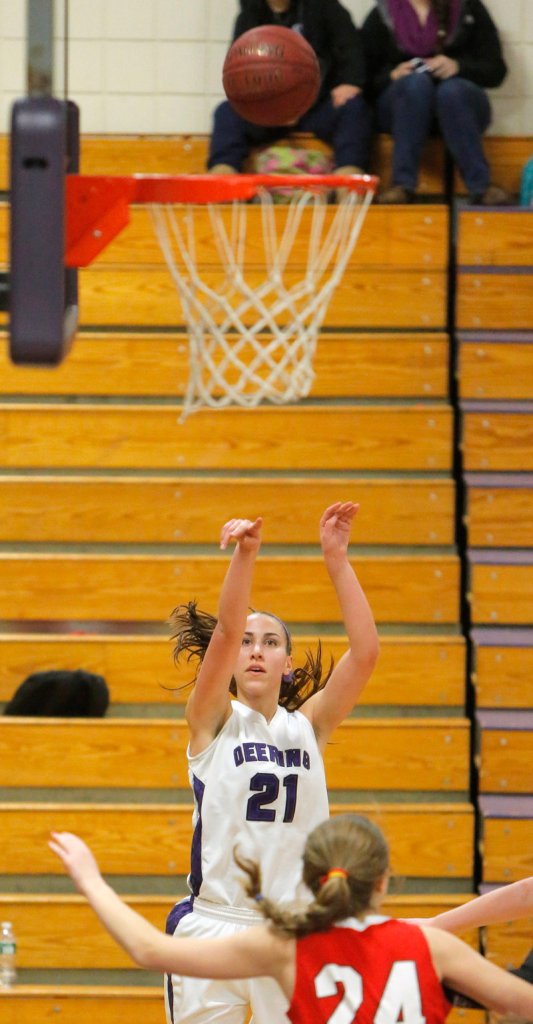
[9,0,79,365]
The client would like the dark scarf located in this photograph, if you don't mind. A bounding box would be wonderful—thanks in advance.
[387,0,461,56]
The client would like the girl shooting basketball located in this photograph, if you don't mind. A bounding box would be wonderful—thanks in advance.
[162,500,379,1022]
[50,813,533,1022]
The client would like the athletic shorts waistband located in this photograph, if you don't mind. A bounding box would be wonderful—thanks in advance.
[192,897,264,924]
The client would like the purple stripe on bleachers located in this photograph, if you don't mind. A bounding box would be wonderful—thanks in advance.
[460,204,524,213]
[458,332,533,344]
[468,548,533,565]
[479,794,533,818]
[458,266,533,275]
[471,627,533,647]
[461,400,533,413]
[476,709,533,730]
[464,473,533,487]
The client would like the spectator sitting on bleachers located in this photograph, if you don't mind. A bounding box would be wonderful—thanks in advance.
[208,0,371,178]
[4,669,109,717]
[361,0,512,205]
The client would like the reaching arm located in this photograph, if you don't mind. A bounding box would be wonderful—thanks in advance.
[185,517,262,752]
[49,832,291,988]
[410,877,533,934]
[425,926,533,1018]
[300,502,379,746]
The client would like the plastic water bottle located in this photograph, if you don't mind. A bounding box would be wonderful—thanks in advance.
[0,921,17,987]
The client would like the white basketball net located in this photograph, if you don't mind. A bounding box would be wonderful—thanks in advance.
[150,183,374,419]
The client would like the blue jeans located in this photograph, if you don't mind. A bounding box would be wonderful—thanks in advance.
[208,93,372,171]
[376,74,492,194]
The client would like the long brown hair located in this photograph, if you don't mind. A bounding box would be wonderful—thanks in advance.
[236,814,389,937]
[169,601,333,710]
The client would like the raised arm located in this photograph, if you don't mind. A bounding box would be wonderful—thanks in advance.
[300,502,379,747]
[48,832,289,987]
[410,877,533,934]
[185,517,262,753]
[425,926,533,1018]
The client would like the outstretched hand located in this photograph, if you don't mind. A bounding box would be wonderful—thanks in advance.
[320,502,359,561]
[220,517,263,553]
[49,831,102,894]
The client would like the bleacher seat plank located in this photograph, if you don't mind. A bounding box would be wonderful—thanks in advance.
[465,476,533,548]
[0,475,455,545]
[469,561,533,626]
[472,639,533,709]
[476,712,533,794]
[0,986,165,1024]
[0,131,529,194]
[0,133,447,194]
[74,267,446,329]
[0,551,460,623]
[0,802,473,879]
[0,718,470,791]
[462,407,533,472]
[456,273,533,331]
[0,331,450,399]
[484,921,533,972]
[86,206,449,270]
[0,989,485,1024]
[0,204,449,271]
[482,135,533,195]
[459,335,533,401]
[0,403,453,471]
[481,818,533,883]
[0,894,475,971]
[457,210,533,267]
[0,633,466,707]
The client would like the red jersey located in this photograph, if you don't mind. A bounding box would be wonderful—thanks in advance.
[288,915,451,1024]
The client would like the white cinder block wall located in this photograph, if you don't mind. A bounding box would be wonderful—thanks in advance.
[0,0,531,135]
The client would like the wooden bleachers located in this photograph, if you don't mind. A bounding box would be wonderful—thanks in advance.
[464,473,533,548]
[479,796,532,883]
[0,893,479,972]
[0,551,460,624]
[0,330,449,399]
[0,129,481,1006]
[471,630,533,709]
[0,633,465,707]
[0,987,485,1024]
[0,201,449,330]
[0,802,473,880]
[475,711,533,796]
[0,476,455,545]
[1,131,529,196]
[461,404,533,471]
[468,551,533,626]
[457,203,532,958]
[0,403,453,471]
[458,333,533,402]
[0,718,470,793]
[484,918,533,973]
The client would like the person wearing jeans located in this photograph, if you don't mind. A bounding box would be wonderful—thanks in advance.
[208,0,372,177]
[362,0,512,204]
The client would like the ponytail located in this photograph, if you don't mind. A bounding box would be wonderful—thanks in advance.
[236,814,390,939]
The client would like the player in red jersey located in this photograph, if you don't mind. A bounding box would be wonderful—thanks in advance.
[50,813,533,1023]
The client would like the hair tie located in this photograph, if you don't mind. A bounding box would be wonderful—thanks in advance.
[319,867,348,886]
[254,892,265,903]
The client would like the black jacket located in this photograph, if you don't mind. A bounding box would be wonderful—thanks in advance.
[233,0,366,98]
[361,0,507,97]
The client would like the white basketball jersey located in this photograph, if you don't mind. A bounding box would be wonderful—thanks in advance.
[187,699,329,908]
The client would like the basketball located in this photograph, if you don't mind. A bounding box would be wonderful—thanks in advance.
[222,25,320,127]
